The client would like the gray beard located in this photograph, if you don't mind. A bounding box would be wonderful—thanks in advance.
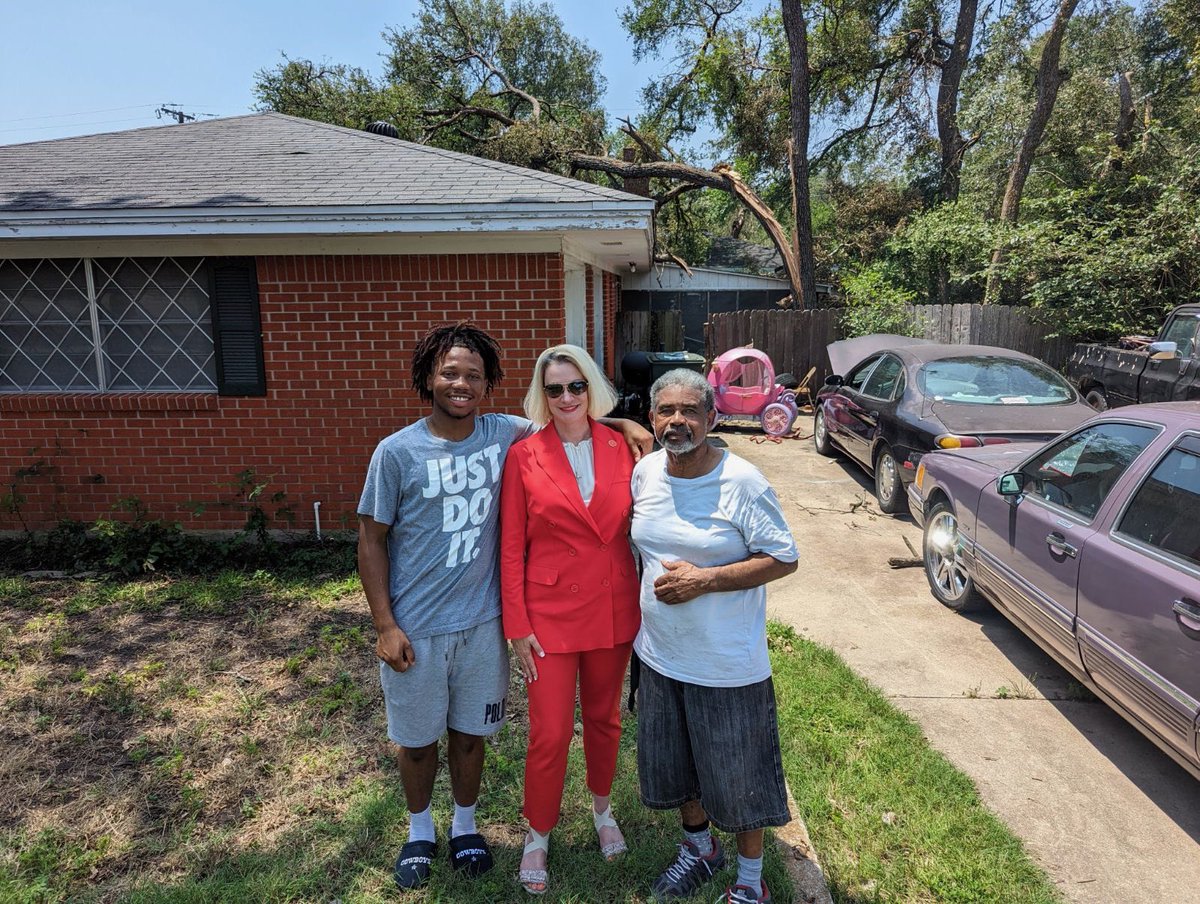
[657,428,701,455]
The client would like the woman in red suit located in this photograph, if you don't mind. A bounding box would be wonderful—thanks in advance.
[500,344,641,895]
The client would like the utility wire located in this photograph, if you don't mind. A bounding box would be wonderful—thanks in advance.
[0,116,159,134]
[0,103,159,124]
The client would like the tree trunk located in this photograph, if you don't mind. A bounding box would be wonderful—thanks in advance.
[569,153,804,294]
[936,0,979,203]
[984,0,1080,304]
[782,0,818,310]
[1100,70,1136,177]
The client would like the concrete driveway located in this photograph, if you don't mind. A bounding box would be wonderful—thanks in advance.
[723,429,1200,903]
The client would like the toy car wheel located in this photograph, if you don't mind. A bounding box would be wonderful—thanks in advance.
[813,409,835,456]
[874,446,905,514]
[761,402,795,436]
[922,501,986,612]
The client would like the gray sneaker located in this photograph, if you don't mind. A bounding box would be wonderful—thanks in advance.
[652,834,725,900]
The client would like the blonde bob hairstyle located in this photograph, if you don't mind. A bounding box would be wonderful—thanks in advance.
[522,344,619,426]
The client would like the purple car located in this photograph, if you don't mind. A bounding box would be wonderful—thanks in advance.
[815,335,1094,514]
[907,401,1200,779]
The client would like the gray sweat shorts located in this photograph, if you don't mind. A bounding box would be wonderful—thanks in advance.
[380,615,510,748]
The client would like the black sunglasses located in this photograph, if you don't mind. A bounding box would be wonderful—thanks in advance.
[544,379,589,398]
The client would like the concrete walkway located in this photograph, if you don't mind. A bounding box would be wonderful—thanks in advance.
[740,432,1200,903]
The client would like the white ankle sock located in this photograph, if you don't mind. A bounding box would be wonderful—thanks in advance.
[451,800,477,838]
[408,805,435,844]
[736,853,763,893]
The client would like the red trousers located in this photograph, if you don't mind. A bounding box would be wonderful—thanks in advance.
[523,642,633,833]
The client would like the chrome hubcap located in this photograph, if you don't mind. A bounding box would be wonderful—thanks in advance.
[877,453,897,499]
[815,412,827,444]
[926,511,969,599]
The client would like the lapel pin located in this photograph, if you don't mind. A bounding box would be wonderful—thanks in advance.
[608,440,617,447]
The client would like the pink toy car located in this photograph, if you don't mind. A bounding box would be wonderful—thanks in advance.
[707,347,799,436]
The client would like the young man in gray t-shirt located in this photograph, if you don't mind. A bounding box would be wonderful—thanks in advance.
[358,323,649,891]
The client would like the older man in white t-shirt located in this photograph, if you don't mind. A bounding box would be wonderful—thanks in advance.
[630,368,799,904]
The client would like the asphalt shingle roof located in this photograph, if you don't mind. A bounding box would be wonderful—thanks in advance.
[0,113,644,213]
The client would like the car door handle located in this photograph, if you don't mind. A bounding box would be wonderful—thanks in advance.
[1172,598,1200,635]
[1045,532,1077,557]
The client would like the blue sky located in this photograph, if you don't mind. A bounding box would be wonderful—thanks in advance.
[0,0,663,146]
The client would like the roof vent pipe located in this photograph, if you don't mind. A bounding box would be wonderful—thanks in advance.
[366,121,399,139]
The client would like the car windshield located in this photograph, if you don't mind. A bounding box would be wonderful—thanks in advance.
[918,356,1074,405]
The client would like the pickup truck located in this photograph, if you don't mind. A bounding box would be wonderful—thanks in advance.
[1067,304,1200,410]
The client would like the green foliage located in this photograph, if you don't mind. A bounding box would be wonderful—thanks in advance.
[252,57,419,135]
[840,262,919,338]
[2,450,64,534]
[0,828,110,904]
[1003,153,1200,338]
[771,629,1062,902]
[884,199,999,303]
[93,497,189,576]
[191,469,295,549]
[255,0,609,169]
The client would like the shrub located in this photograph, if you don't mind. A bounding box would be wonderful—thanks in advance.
[840,262,918,338]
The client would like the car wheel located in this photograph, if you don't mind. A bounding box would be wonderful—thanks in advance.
[922,501,986,612]
[1084,388,1109,411]
[874,446,905,514]
[813,409,835,456]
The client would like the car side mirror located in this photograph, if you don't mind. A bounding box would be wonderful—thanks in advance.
[824,374,844,387]
[1149,340,1178,359]
[997,473,1023,496]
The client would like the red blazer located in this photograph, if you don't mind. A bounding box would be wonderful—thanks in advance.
[500,419,641,654]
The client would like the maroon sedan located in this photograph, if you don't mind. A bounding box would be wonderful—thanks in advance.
[908,402,1200,780]
[815,336,1093,514]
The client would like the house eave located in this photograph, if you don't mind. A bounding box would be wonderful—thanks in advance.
[0,202,655,274]
[0,201,653,236]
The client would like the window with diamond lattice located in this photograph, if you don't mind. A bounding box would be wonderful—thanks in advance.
[1,257,222,392]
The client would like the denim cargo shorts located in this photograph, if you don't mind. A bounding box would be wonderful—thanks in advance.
[636,662,791,833]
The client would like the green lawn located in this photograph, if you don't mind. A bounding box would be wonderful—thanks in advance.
[0,566,1060,903]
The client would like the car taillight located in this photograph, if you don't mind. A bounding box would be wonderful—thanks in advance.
[934,434,1013,449]
[935,434,981,449]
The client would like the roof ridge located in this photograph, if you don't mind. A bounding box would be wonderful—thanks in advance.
[0,111,270,150]
[0,113,656,214]
[258,113,641,202]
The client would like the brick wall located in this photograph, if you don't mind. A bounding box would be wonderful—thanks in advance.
[603,270,621,379]
[0,252,567,531]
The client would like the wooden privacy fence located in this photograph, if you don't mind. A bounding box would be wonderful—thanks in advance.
[615,310,682,375]
[705,304,1077,388]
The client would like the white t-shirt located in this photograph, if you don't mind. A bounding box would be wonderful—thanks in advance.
[630,448,798,687]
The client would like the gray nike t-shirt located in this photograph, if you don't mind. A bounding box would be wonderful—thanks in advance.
[358,413,534,640]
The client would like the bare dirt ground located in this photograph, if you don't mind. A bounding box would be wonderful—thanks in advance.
[720,424,1200,904]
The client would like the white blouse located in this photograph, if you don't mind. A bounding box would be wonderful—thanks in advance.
[562,438,595,505]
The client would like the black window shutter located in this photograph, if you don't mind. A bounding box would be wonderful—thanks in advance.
[209,258,266,396]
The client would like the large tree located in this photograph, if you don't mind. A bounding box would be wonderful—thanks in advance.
[984,0,1081,303]
[254,0,609,169]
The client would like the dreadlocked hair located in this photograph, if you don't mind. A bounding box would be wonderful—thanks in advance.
[410,322,504,402]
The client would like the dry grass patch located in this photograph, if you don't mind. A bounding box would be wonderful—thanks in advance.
[0,571,389,902]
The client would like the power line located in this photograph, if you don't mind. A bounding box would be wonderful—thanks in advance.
[0,115,151,135]
[0,103,159,124]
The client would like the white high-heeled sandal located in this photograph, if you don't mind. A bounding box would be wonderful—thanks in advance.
[518,830,549,895]
[593,806,628,860]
